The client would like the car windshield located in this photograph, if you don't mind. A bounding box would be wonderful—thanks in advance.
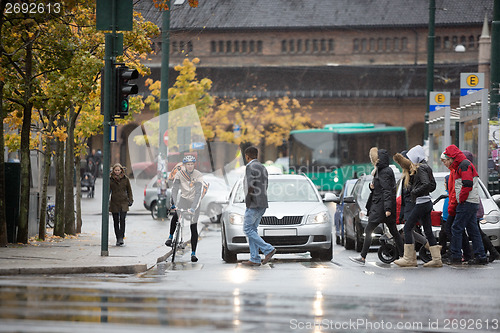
[358,178,372,208]
[233,178,319,203]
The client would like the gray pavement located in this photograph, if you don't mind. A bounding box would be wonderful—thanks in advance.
[0,177,205,275]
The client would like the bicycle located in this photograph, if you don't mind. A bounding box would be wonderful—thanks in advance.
[46,196,55,228]
[171,208,193,263]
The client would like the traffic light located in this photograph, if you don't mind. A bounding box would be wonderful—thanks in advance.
[115,65,138,118]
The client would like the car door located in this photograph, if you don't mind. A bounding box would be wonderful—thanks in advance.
[342,179,362,242]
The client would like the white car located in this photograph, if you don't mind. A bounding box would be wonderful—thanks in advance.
[220,174,335,263]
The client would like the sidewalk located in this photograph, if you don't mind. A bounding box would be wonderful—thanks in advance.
[0,178,194,275]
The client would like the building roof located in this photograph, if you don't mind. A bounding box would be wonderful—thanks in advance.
[137,63,477,98]
[136,0,494,31]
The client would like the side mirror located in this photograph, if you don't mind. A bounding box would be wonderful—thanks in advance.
[323,192,339,203]
[343,196,355,204]
[493,194,500,207]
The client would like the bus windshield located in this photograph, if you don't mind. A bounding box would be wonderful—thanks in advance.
[289,131,340,169]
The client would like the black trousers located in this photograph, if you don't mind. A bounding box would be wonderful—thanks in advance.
[169,213,199,253]
[112,211,126,239]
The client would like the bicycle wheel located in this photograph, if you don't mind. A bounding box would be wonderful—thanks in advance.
[171,224,181,263]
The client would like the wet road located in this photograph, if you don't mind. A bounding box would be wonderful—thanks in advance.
[1,222,500,332]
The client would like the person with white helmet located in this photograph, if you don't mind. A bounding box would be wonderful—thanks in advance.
[165,154,206,262]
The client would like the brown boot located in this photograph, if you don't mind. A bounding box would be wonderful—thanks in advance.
[394,244,417,267]
[423,245,443,267]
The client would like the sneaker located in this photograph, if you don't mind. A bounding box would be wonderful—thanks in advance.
[349,256,365,265]
[119,238,124,246]
[165,238,172,247]
[489,251,500,263]
[191,255,198,262]
[468,257,488,265]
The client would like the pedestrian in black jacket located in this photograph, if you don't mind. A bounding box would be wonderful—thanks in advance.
[350,147,404,265]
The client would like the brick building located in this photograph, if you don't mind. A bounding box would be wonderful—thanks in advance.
[103,0,494,169]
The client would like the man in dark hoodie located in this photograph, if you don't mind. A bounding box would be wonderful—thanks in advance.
[442,145,487,265]
[350,147,404,265]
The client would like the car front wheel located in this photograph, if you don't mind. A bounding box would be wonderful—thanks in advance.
[151,201,158,220]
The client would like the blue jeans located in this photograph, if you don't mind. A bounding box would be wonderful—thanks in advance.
[450,202,486,260]
[243,207,274,263]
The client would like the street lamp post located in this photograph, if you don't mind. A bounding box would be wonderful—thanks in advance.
[424,0,436,143]
[491,0,500,119]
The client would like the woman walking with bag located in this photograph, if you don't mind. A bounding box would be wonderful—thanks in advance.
[394,145,442,267]
[109,163,133,246]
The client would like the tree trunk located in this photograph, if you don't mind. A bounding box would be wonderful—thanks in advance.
[0,80,7,247]
[75,154,82,234]
[64,108,75,235]
[38,136,52,241]
[17,39,34,244]
[54,125,65,238]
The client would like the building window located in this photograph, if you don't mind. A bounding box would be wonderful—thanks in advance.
[452,35,458,48]
[377,38,383,52]
[313,39,319,52]
[385,38,391,52]
[210,41,216,53]
[361,38,367,52]
[249,40,255,53]
[172,41,177,54]
[328,39,334,53]
[226,41,232,53]
[242,41,247,53]
[297,39,302,53]
[401,37,408,51]
[281,40,287,53]
[305,39,310,53]
[353,39,360,53]
[468,35,475,48]
[257,40,263,53]
[369,38,376,52]
[234,40,239,53]
[218,40,224,53]
[393,37,399,51]
[443,36,451,49]
[460,35,466,46]
[289,40,295,53]
[320,39,326,52]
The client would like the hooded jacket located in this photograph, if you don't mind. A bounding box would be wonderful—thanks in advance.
[367,148,396,223]
[406,145,436,203]
[444,144,479,206]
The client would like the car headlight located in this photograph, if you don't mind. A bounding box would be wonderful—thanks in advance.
[229,213,244,225]
[481,212,500,224]
[307,211,329,224]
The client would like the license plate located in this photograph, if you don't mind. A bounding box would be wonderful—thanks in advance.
[264,229,297,236]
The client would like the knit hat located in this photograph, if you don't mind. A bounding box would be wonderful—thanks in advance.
[440,152,450,160]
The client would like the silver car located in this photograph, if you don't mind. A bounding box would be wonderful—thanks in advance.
[143,176,172,219]
[199,174,232,223]
[220,174,335,263]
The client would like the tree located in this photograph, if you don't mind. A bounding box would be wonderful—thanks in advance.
[138,57,213,147]
[204,96,320,152]
[1,0,159,242]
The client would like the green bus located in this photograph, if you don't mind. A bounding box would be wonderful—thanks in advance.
[289,123,407,193]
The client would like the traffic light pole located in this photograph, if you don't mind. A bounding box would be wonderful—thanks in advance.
[424,0,435,143]
[101,34,115,256]
[157,1,171,220]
